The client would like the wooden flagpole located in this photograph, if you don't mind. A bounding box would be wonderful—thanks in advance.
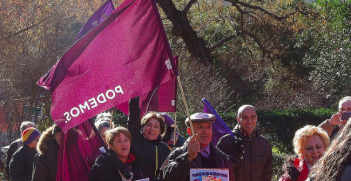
[176,76,194,134]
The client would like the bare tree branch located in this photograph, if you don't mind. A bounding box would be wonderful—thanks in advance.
[183,0,197,15]
[209,34,239,51]
[1,16,52,42]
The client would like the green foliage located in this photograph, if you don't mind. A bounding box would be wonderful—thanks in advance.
[298,0,351,98]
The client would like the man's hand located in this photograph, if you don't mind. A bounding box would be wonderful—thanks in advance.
[187,134,200,161]
[329,111,348,126]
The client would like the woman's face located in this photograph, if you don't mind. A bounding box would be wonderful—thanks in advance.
[302,134,325,165]
[99,127,109,142]
[339,100,351,125]
[110,133,130,160]
[142,118,161,140]
[339,100,351,112]
[54,132,62,145]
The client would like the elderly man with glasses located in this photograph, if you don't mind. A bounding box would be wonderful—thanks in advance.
[217,105,273,181]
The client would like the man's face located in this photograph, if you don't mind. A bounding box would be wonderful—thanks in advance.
[237,107,257,135]
[188,122,212,148]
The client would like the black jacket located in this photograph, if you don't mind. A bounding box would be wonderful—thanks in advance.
[89,146,143,181]
[128,98,171,181]
[163,138,234,181]
[32,126,59,181]
[6,139,22,180]
[217,124,273,181]
[9,144,37,181]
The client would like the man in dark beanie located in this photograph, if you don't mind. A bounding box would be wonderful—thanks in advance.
[32,124,63,181]
[9,127,41,181]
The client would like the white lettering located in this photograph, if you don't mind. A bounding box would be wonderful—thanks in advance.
[106,90,115,99]
[70,107,80,117]
[63,85,124,124]
[88,98,98,108]
[64,112,71,121]
[79,101,90,113]
[115,85,124,94]
[97,93,107,103]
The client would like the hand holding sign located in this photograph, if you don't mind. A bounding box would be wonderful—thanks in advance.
[188,134,200,161]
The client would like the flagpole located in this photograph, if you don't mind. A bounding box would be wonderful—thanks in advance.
[88,118,108,151]
[176,76,194,134]
[173,113,177,147]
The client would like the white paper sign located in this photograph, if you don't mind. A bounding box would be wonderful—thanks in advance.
[135,178,149,181]
[190,168,229,181]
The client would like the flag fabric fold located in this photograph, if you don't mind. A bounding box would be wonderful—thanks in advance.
[116,56,178,117]
[56,119,104,181]
[37,0,176,133]
[202,98,234,146]
[74,0,115,42]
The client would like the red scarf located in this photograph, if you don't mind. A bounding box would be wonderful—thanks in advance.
[123,153,136,164]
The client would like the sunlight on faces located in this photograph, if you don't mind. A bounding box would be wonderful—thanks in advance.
[237,106,257,135]
[99,127,109,142]
[54,132,62,145]
[28,136,40,148]
[142,118,161,140]
[302,134,325,165]
[339,99,351,124]
[187,122,212,148]
[110,133,131,161]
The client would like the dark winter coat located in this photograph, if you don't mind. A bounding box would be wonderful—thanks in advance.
[6,139,22,180]
[32,126,59,181]
[217,124,273,181]
[89,146,143,181]
[279,156,309,181]
[128,98,171,181]
[9,144,37,181]
[162,126,186,148]
[163,137,235,181]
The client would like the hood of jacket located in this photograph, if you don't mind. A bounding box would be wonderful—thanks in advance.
[36,126,55,154]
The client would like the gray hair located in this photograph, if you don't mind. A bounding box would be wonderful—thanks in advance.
[20,121,36,133]
[96,112,112,121]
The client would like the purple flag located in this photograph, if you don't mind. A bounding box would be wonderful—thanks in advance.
[74,0,115,42]
[37,0,176,133]
[37,0,115,92]
[202,98,234,146]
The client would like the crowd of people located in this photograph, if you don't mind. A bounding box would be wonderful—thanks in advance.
[3,96,351,181]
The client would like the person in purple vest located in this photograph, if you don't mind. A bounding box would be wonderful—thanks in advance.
[163,113,234,181]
